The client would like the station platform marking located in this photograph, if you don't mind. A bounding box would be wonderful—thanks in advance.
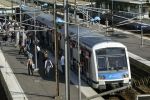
[128,52,150,68]
[0,49,28,100]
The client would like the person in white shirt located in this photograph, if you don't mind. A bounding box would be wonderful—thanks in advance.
[60,55,65,74]
[44,58,53,78]
[36,45,40,59]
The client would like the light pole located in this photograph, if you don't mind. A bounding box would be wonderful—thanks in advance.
[139,0,143,47]
[19,0,22,43]
[77,24,81,100]
[64,0,70,99]
[74,1,81,99]
[11,0,13,18]
[53,0,60,99]
[74,0,77,23]
[141,26,143,47]
[33,8,38,71]
[56,17,83,100]
[111,0,114,32]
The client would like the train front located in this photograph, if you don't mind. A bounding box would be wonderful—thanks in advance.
[92,42,131,89]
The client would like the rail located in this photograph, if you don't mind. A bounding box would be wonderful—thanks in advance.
[86,86,129,100]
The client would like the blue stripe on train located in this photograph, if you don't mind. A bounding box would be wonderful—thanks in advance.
[98,70,128,80]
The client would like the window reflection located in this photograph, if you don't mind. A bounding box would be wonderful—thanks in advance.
[96,48,127,71]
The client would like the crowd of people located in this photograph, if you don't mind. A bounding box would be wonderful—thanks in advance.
[0,18,65,79]
[0,20,16,45]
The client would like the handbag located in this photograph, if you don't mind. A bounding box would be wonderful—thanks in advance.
[32,64,35,69]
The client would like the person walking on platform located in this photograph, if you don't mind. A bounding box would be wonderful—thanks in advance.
[43,50,48,62]
[60,55,65,74]
[26,51,33,60]
[25,37,31,51]
[44,58,53,78]
[19,38,25,55]
[36,45,40,59]
[27,58,34,75]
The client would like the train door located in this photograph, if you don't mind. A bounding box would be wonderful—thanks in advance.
[80,48,91,81]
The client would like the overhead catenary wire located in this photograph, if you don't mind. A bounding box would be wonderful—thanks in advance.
[2,0,150,48]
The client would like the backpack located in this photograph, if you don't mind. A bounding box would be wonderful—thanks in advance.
[45,60,53,73]
[46,60,53,69]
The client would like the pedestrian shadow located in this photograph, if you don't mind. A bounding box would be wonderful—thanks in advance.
[38,68,56,81]
[14,72,29,76]
[16,56,27,65]
[39,69,65,83]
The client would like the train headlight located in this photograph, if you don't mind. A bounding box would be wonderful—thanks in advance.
[123,73,129,78]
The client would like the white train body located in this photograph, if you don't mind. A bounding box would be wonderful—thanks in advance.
[21,5,131,89]
[59,25,131,89]
[92,42,131,89]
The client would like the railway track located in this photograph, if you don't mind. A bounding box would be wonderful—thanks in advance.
[100,64,150,100]
[130,64,150,99]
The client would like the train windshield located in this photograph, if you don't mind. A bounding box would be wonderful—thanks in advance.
[96,48,127,71]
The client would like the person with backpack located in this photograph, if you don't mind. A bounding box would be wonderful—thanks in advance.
[44,58,53,78]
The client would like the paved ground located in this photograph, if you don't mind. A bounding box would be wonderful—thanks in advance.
[109,31,150,60]
[0,41,86,100]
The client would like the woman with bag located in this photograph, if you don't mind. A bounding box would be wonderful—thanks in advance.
[27,58,34,75]
[44,58,53,78]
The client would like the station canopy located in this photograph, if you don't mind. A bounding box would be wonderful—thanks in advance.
[0,0,19,14]
[38,0,94,6]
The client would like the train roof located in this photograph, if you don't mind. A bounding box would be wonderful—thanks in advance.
[37,0,93,6]
[21,5,54,28]
[21,5,41,12]
[36,13,53,28]
[21,5,41,17]
[113,0,147,4]
[21,5,117,48]
[68,25,112,48]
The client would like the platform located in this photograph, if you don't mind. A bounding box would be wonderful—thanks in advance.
[0,39,104,100]
[91,23,150,69]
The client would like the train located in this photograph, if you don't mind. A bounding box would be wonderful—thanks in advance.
[19,3,150,34]
[95,11,150,33]
[21,5,131,89]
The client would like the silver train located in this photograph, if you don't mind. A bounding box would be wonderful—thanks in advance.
[21,5,131,89]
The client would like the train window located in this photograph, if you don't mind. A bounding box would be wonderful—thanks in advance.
[108,55,127,70]
[96,48,125,55]
[106,48,125,55]
[96,49,106,55]
[96,48,127,71]
[97,57,107,71]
